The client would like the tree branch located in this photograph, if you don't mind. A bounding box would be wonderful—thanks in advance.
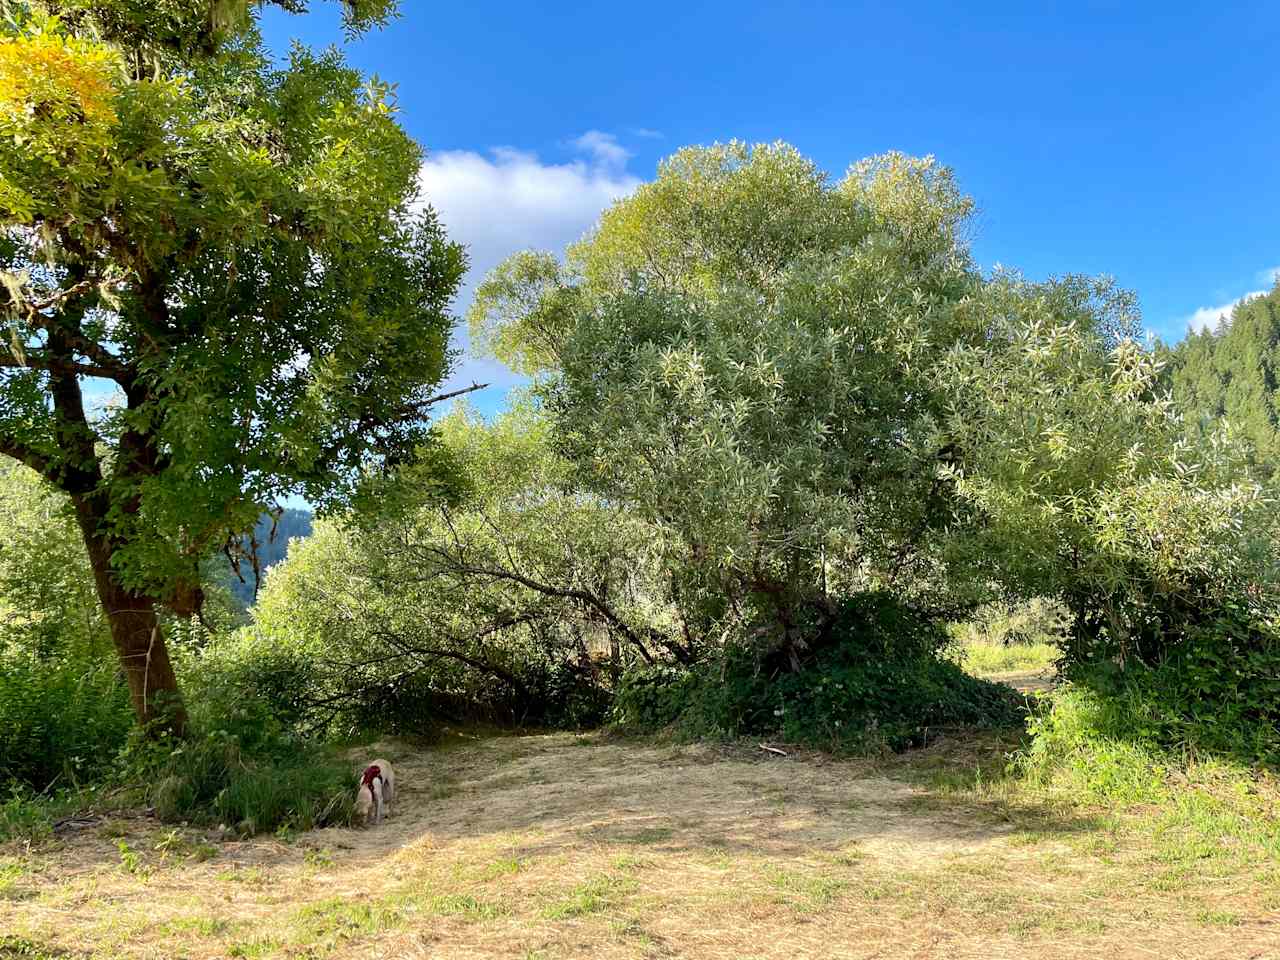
[419,549,657,664]
[21,279,97,314]
[371,623,536,704]
[0,432,54,481]
[8,276,135,384]
[417,381,490,409]
[0,352,128,382]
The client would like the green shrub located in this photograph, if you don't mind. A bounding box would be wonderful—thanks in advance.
[1032,607,1280,768]
[136,733,354,834]
[0,633,358,841]
[184,632,322,743]
[195,619,611,738]
[609,664,702,731]
[1019,608,1280,810]
[1018,685,1172,802]
[115,643,361,834]
[613,595,1026,751]
[0,647,133,791]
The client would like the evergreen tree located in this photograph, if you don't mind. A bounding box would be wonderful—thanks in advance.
[1164,285,1280,476]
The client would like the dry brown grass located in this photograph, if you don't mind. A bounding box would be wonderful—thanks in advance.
[3,730,1280,959]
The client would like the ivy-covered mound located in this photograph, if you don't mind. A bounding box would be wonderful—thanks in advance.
[612,595,1026,751]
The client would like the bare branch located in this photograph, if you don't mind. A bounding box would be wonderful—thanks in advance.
[418,381,489,409]
[417,548,657,664]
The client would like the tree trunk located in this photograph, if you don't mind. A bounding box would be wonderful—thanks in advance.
[73,500,188,737]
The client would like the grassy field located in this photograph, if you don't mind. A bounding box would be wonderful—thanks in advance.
[3,726,1280,960]
[953,638,1059,678]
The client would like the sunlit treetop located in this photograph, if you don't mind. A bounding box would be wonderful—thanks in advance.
[3,1,397,59]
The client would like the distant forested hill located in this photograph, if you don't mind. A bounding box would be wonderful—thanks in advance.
[1163,286,1280,476]
[222,508,314,607]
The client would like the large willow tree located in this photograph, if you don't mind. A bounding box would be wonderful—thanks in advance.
[472,143,984,670]
[0,1,465,733]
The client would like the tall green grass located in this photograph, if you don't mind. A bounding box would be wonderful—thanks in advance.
[1016,684,1280,867]
[0,647,133,792]
[145,735,355,834]
[948,598,1065,678]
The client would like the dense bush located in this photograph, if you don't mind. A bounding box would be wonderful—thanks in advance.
[613,596,1026,750]
[0,647,133,792]
[114,641,361,835]
[942,297,1280,669]
[0,462,132,792]
[193,621,612,737]
[242,405,644,735]
[1029,608,1280,768]
[0,621,359,839]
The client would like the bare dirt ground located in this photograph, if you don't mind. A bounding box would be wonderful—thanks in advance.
[3,730,1279,960]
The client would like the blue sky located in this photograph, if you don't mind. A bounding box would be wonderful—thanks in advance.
[263,0,1279,416]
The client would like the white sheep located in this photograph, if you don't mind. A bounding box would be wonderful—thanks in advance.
[355,759,396,826]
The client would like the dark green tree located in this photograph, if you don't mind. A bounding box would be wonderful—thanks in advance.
[1163,285,1280,476]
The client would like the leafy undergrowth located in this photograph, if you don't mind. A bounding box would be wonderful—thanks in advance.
[1013,685,1280,874]
[142,735,355,836]
[613,597,1029,752]
[4,729,1280,959]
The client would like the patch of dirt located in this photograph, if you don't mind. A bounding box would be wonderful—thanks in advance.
[3,732,1278,959]
[990,669,1056,694]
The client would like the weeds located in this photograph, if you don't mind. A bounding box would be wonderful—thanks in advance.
[303,847,333,869]
[137,733,354,836]
[116,839,147,877]
[0,936,66,959]
[0,792,52,845]
[764,865,848,909]
[293,896,409,942]
[542,874,631,919]
[426,894,507,920]
[0,861,30,901]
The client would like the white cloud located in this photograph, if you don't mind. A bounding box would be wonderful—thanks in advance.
[1186,290,1266,334]
[415,137,643,402]
[630,127,664,140]
[1257,266,1280,287]
[569,130,631,171]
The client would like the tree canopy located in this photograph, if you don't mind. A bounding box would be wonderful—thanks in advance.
[469,141,1279,685]
[941,277,1276,664]
[471,144,986,669]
